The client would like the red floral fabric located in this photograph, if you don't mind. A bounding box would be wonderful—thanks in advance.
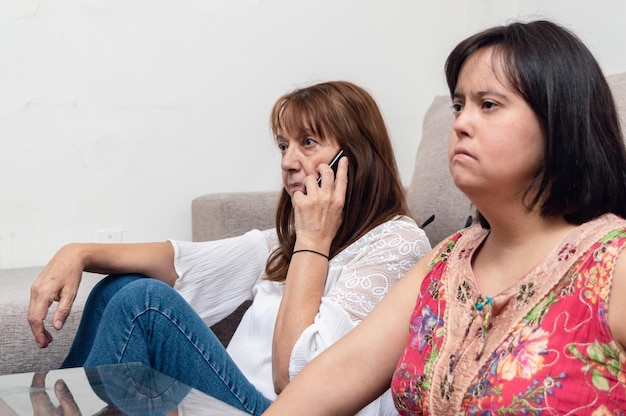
[391,214,626,415]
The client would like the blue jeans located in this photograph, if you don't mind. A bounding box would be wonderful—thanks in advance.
[86,362,191,416]
[62,274,271,415]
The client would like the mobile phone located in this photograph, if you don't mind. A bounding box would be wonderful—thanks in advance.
[317,149,345,186]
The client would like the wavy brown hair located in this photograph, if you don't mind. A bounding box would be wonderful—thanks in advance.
[265,81,408,282]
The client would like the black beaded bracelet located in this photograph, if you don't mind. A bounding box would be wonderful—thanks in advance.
[292,249,329,260]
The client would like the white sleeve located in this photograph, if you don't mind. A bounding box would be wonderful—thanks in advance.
[171,229,272,327]
[288,217,430,415]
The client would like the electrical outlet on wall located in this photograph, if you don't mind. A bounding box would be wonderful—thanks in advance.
[96,229,125,243]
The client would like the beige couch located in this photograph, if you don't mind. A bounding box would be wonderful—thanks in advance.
[2,72,625,376]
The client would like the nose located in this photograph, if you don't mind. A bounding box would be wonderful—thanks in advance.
[281,146,301,172]
[452,107,472,139]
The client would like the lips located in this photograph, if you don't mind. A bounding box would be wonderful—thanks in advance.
[452,147,475,161]
[288,182,305,194]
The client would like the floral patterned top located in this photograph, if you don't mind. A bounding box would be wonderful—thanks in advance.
[391,213,626,415]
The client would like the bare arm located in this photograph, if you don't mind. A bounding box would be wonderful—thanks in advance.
[28,241,176,348]
[272,249,329,393]
[265,249,433,415]
[272,158,347,393]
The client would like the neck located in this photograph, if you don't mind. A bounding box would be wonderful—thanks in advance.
[471,211,577,297]
[486,213,572,247]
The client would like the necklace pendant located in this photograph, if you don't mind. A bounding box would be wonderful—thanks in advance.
[440,373,455,400]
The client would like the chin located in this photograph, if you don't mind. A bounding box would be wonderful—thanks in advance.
[451,176,479,197]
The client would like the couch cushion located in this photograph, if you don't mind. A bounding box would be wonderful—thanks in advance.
[0,267,101,375]
[192,191,279,241]
[406,95,473,245]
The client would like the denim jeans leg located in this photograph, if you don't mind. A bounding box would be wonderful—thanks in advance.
[62,274,146,368]
[83,279,271,416]
[85,363,192,415]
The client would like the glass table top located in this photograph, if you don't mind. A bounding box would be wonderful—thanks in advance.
[0,362,248,415]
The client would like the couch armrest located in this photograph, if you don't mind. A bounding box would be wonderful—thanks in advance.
[192,191,280,242]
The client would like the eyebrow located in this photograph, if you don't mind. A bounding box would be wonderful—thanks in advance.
[275,132,317,143]
[453,90,509,102]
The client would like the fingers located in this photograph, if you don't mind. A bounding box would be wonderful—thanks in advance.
[315,166,334,189]
[52,290,76,331]
[313,156,347,190]
[316,156,348,213]
[55,379,81,416]
[27,287,55,348]
[27,317,53,349]
[332,156,349,200]
[29,371,56,415]
[31,371,48,388]
[28,265,79,348]
[28,373,82,416]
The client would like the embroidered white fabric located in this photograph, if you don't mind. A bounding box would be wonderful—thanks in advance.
[325,217,431,322]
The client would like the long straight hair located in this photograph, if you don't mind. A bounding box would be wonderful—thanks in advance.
[265,81,408,282]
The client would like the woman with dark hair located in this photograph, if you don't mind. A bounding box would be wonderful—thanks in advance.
[27,81,430,415]
[444,19,626,227]
[264,20,626,415]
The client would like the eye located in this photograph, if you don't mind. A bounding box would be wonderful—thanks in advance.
[303,137,316,147]
[482,101,497,110]
[277,142,287,153]
[451,102,463,115]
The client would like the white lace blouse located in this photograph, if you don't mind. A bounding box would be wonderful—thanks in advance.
[171,215,430,414]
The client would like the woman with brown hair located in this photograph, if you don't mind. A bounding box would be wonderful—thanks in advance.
[27,81,431,415]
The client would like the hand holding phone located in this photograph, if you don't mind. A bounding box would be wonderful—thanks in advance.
[317,149,344,186]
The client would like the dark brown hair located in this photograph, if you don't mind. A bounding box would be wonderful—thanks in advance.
[265,81,408,282]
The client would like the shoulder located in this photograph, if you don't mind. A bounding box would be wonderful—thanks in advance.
[351,215,431,255]
[370,215,430,244]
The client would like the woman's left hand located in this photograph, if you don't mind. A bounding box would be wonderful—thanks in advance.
[291,156,348,253]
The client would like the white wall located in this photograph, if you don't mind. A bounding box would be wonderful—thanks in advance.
[2,0,626,268]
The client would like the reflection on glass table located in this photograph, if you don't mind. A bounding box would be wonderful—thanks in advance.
[0,362,248,415]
